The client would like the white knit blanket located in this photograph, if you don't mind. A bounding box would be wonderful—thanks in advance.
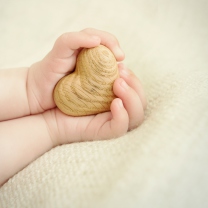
[0,0,208,207]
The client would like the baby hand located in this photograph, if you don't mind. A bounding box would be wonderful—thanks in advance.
[27,28,125,114]
[43,63,146,145]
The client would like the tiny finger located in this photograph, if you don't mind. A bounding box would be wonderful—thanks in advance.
[82,28,125,61]
[51,32,101,59]
[98,98,129,140]
[114,78,144,130]
[118,63,147,109]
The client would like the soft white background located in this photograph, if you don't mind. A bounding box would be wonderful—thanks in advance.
[0,0,208,208]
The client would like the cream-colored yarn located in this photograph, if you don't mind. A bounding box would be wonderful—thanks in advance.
[0,0,208,208]
[1,70,208,208]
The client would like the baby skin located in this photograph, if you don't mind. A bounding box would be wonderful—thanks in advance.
[0,28,147,186]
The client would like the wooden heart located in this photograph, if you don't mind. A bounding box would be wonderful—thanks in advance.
[53,45,119,116]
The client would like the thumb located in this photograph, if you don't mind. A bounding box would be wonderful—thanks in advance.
[43,32,101,75]
[98,98,129,140]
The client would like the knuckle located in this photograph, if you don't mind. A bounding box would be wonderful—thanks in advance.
[108,35,119,46]
[129,117,144,131]
[57,33,69,45]
[58,32,76,44]
[81,28,94,33]
[129,72,138,82]
[124,68,136,78]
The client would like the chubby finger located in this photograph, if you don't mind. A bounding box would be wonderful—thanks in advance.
[51,32,101,59]
[97,98,129,140]
[82,28,125,61]
[113,78,144,130]
[118,63,147,109]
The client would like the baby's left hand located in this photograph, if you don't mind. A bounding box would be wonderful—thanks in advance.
[27,28,125,114]
[42,63,146,145]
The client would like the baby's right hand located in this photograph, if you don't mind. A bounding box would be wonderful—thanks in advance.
[43,63,146,145]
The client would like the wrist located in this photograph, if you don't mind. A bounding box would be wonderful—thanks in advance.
[27,63,46,115]
[0,67,31,121]
[42,109,63,147]
[0,114,54,185]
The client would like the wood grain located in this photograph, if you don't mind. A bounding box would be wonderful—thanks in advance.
[53,45,119,116]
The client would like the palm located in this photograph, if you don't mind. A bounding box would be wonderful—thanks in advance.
[28,50,78,113]
[54,107,116,144]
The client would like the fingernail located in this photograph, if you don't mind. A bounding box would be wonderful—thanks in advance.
[120,79,129,89]
[118,99,123,108]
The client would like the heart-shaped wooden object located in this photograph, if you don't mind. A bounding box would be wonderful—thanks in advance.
[53,45,119,116]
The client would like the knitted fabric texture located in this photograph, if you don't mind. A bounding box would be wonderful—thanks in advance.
[0,0,208,207]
